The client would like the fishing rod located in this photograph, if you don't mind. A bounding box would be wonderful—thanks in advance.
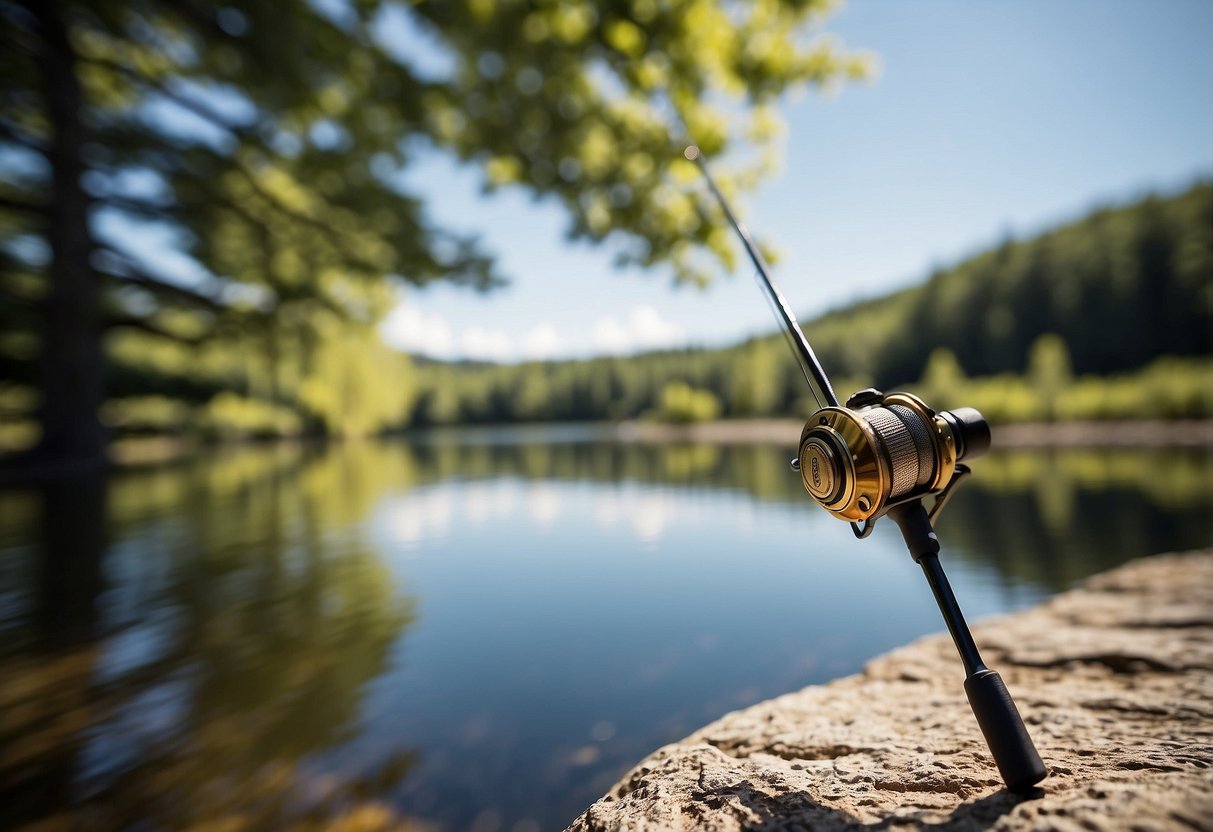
[685,145,1047,794]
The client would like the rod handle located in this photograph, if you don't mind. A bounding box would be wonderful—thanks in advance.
[964,669,1047,793]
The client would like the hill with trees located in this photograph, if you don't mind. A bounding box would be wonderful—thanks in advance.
[408,181,1212,427]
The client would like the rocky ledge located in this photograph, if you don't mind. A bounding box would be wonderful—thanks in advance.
[568,551,1213,831]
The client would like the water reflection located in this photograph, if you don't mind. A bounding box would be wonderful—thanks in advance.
[947,448,1213,589]
[1,447,418,829]
[0,437,1209,830]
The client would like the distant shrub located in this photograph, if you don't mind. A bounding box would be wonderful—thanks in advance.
[656,381,721,424]
[917,356,1213,423]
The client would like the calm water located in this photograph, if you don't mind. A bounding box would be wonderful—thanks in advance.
[1,433,1210,830]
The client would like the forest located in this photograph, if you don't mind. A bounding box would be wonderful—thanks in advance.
[409,180,1213,429]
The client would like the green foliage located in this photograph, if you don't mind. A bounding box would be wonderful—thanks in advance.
[690,182,1211,392]
[197,392,301,440]
[728,339,783,416]
[401,0,873,284]
[656,380,721,424]
[1,0,870,463]
[401,339,1212,432]
[862,183,1213,384]
[1056,358,1213,422]
[918,347,967,407]
[298,326,416,437]
[1027,334,1073,419]
[909,355,1213,424]
[102,395,192,433]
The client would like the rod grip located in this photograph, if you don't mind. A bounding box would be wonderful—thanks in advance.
[964,669,1047,793]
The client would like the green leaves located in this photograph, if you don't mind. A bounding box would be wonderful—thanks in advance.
[402,0,872,283]
[2,0,870,451]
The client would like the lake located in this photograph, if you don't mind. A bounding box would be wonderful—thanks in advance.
[1,430,1210,830]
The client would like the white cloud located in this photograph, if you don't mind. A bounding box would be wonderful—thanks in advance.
[460,326,515,361]
[521,323,564,361]
[629,305,685,350]
[591,304,686,355]
[380,304,456,358]
[590,316,630,355]
[381,300,684,362]
[380,301,520,361]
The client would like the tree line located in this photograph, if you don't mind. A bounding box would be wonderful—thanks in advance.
[409,181,1212,427]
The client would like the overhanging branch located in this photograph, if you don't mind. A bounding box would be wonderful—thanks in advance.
[96,194,180,222]
[103,313,210,345]
[81,55,386,275]
[0,194,47,215]
[80,54,258,140]
[96,245,226,312]
[0,118,49,155]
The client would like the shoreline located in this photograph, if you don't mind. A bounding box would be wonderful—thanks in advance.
[568,550,1213,830]
[2,418,1208,482]
[613,418,1213,447]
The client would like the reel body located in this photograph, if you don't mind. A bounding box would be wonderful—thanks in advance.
[797,389,991,524]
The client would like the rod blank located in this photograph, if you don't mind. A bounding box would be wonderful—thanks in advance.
[685,146,839,409]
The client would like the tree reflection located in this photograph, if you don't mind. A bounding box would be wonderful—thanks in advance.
[403,436,1211,590]
[1,446,420,830]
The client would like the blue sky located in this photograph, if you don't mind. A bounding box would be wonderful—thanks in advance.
[380,0,1213,363]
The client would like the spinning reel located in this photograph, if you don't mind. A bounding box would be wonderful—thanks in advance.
[686,146,1047,794]
[797,389,989,537]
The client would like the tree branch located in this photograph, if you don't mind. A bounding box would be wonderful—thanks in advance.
[0,118,49,155]
[231,167,383,271]
[96,194,180,222]
[78,55,384,274]
[0,194,47,215]
[103,313,209,345]
[79,54,258,139]
[95,246,226,312]
[146,0,244,46]
[0,285,39,309]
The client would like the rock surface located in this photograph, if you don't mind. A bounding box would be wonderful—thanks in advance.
[568,551,1213,831]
